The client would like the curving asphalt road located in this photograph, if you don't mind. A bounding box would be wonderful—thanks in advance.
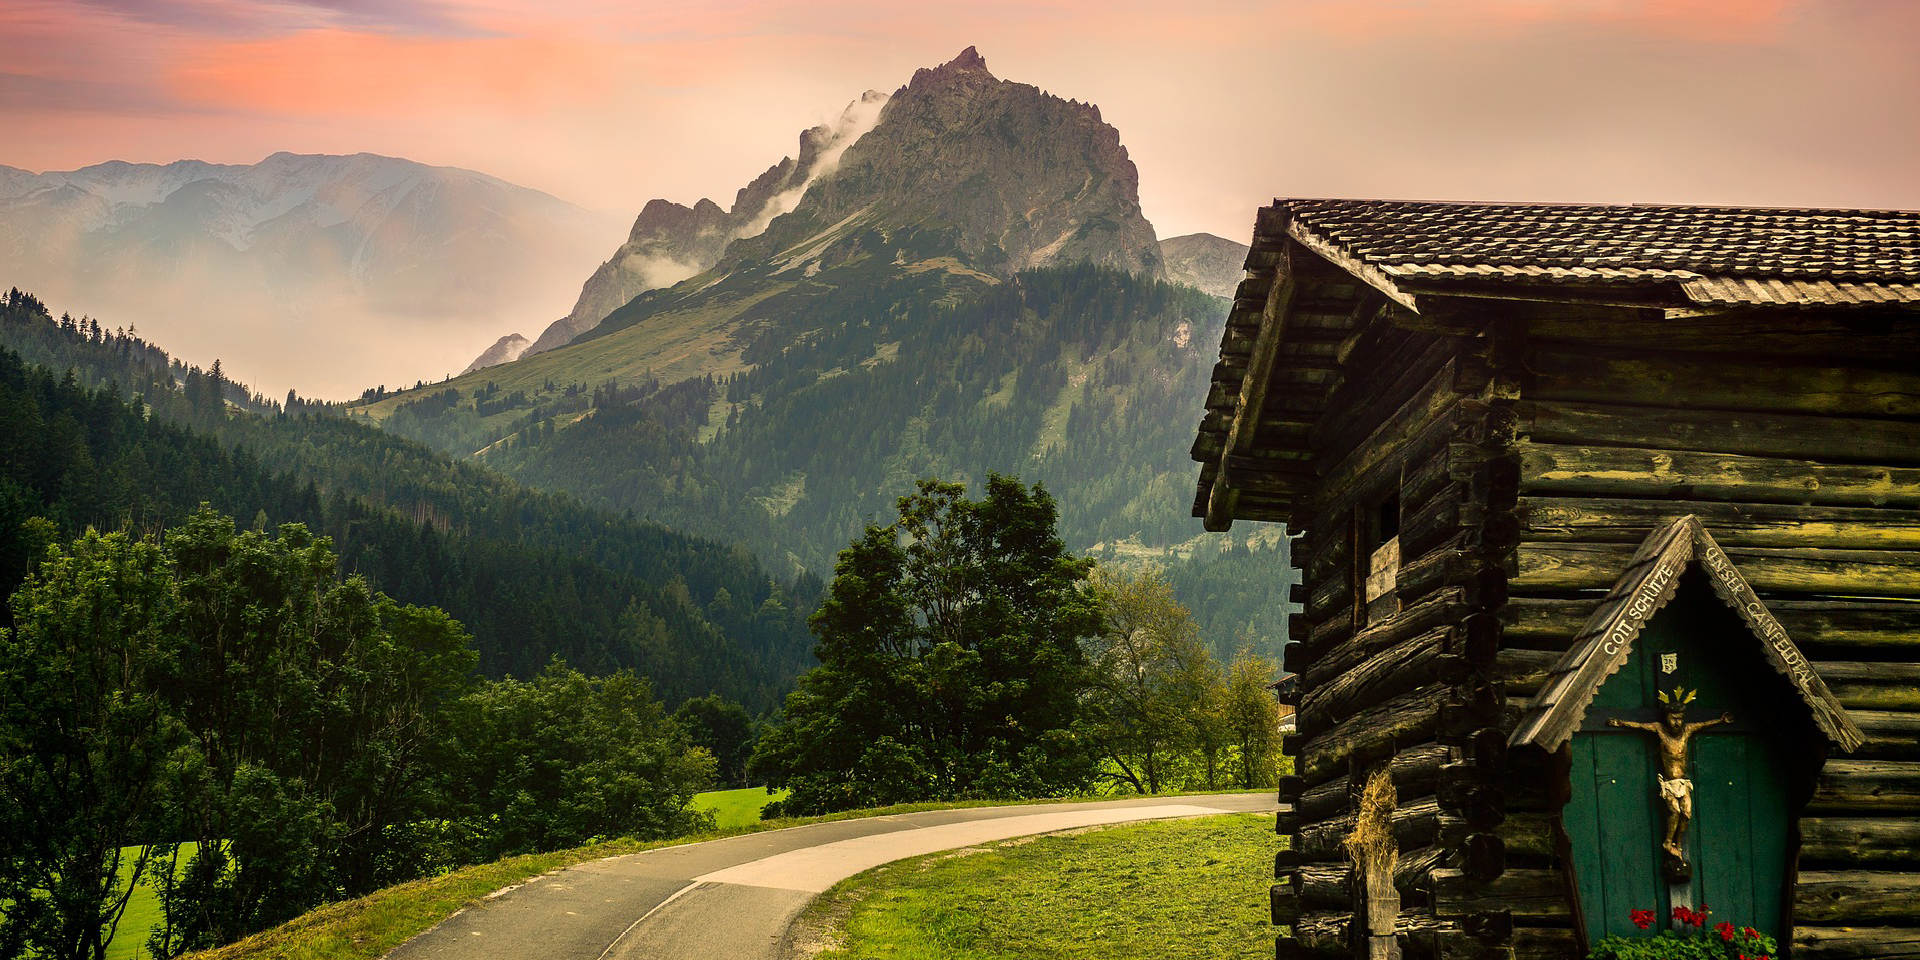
[386,793,1278,960]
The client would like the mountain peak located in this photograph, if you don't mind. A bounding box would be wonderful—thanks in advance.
[912,46,996,87]
[944,45,990,74]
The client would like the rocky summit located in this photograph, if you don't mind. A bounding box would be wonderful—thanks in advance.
[737,46,1164,282]
[357,46,1290,659]
[485,46,1171,371]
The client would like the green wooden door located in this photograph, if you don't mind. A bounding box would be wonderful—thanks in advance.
[1567,727,1669,938]
[1562,575,1797,944]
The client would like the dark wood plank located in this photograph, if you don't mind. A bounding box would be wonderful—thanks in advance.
[1809,760,1920,814]
[1516,442,1920,508]
[1517,496,1920,549]
[1514,541,1920,597]
[1519,398,1920,466]
[1794,924,1920,959]
[1794,870,1920,924]
[1527,346,1920,417]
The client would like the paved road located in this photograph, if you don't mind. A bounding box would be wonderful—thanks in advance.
[388,793,1277,960]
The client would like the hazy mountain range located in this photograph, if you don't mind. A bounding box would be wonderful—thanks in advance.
[0,152,623,398]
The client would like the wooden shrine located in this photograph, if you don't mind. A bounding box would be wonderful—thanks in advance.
[1188,200,1920,959]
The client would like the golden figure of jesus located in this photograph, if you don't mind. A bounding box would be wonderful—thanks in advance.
[1608,689,1732,861]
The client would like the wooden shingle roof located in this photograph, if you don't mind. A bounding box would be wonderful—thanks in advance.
[1286,199,1920,306]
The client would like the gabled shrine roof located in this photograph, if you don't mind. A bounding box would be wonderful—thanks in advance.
[1510,515,1863,754]
[1285,199,1920,307]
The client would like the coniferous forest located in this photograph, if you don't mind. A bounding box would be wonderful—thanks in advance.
[369,265,1297,661]
[0,289,819,709]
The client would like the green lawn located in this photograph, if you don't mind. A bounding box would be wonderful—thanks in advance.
[800,812,1276,960]
[690,786,789,829]
[99,843,197,960]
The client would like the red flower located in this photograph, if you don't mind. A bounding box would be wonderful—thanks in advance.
[1743,927,1759,938]
[1672,906,1702,926]
[1630,909,1656,930]
[1717,921,1737,941]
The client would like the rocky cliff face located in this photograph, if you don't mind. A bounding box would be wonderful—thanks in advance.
[1160,233,1250,299]
[522,90,891,357]
[740,46,1164,281]
[515,47,1167,362]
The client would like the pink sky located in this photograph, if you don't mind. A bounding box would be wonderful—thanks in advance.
[5,0,1918,243]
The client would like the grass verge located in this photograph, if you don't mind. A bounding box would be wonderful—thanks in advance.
[796,811,1276,960]
[178,792,1260,960]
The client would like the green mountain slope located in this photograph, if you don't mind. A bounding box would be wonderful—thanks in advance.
[341,49,1296,657]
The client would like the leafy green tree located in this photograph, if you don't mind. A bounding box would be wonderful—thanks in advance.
[147,510,478,954]
[1223,644,1286,789]
[672,695,757,788]
[441,662,716,860]
[1082,568,1220,794]
[0,532,181,960]
[752,475,1102,814]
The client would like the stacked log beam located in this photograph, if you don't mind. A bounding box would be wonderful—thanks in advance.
[1277,289,1480,958]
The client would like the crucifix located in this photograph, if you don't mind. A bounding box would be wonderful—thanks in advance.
[1608,686,1731,882]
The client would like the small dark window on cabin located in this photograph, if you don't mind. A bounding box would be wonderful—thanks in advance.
[1374,493,1400,547]
[1362,492,1401,625]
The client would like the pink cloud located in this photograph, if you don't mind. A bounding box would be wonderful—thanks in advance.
[167,30,631,117]
[1294,0,1799,44]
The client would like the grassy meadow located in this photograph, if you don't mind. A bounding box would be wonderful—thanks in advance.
[800,811,1276,960]
[690,785,790,829]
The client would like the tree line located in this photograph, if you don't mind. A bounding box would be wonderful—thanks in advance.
[0,509,716,960]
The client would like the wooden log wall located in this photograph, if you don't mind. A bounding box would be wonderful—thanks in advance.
[1275,301,1523,960]
[1493,310,1920,959]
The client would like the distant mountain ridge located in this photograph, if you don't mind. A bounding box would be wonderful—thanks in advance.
[524,91,891,358]
[0,152,621,397]
[1161,233,1250,299]
[463,333,532,374]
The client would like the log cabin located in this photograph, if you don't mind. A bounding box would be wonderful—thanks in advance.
[1188,200,1920,960]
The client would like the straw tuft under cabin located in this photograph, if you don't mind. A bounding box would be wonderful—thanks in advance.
[1188,200,1920,959]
